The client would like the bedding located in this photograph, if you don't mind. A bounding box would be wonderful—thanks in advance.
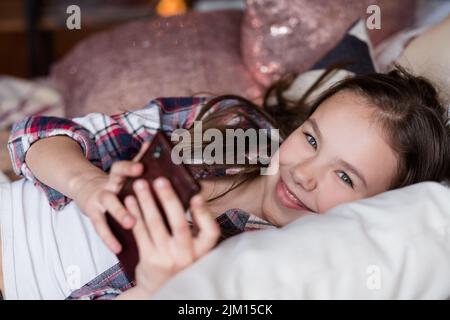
[0,76,63,182]
[152,181,450,299]
[373,13,450,111]
[396,15,450,108]
[50,9,262,118]
[271,19,375,107]
[241,0,416,87]
[0,179,118,299]
[0,128,12,182]
[0,76,64,130]
[0,171,8,183]
[0,2,447,301]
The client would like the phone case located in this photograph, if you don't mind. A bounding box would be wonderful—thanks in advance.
[106,130,201,281]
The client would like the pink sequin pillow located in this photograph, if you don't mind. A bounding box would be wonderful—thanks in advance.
[242,0,416,86]
[51,10,262,118]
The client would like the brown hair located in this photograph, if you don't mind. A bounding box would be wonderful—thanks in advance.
[183,66,450,200]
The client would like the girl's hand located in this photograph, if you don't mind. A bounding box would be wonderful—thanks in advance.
[73,142,151,254]
[124,176,220,299]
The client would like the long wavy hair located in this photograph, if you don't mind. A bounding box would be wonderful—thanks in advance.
[181,66,450,201]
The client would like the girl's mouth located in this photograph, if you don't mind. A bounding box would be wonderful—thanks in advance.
[275,178,312,211]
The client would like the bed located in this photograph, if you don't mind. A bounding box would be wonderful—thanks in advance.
[1,0,450,299]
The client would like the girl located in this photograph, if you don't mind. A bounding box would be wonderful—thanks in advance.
[1,67,450,299]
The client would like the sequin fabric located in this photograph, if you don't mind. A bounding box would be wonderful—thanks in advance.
[241,0,416,86]
[51,9,263,118]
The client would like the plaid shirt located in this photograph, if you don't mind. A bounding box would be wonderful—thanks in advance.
[7,96,277,300]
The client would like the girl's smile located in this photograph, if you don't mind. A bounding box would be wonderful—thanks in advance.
[275,177,312,212]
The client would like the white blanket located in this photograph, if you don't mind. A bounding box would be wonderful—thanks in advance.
[0,180,117,299]
[152,181,450,299]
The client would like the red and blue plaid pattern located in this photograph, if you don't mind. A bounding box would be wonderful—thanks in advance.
[7,97,209,209]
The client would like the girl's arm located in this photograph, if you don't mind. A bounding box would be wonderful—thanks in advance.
[7,97,209,252]
[24,135,148,253]
[7,114,105,210]
[24,135,105,203]
[7,97,209,210]
[7,102,161,252]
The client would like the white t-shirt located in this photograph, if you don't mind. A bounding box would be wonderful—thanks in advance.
[0,180,118,299]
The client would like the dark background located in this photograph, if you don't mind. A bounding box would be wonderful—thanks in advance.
[0,0,242,78]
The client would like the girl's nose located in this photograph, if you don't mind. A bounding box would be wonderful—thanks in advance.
[290,160,318,191]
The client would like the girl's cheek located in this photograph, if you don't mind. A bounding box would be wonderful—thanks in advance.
[317,194,335,213]
[316,189,342,213]
[279,136,305,165]
[278,146,289,166]
[318,184,359,213]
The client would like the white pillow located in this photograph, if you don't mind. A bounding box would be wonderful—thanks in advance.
[152,182,450,299]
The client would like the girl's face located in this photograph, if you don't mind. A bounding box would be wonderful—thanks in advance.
[261,90,399,226]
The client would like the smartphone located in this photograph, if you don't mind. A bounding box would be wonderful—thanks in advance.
[106,130,201,281]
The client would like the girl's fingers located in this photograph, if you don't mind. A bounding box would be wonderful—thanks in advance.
[109,161,143,190]
[91,212,122,254]
[132,141,151,161]
[190,195,221,257]
[100,191,135,229]
[124,195,153,256]
[133,179,170,248]
[152,177,194,253]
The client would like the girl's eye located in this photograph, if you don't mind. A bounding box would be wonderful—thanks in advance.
[304,133,317,149]
[337,171,354,188]
[302,132,353,189]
